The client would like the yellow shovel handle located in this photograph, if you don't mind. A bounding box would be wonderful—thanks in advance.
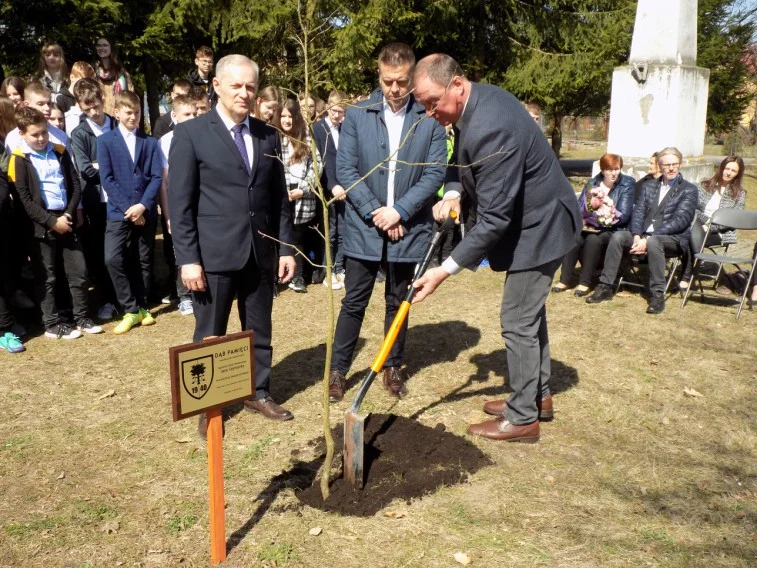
[370,301,411,373]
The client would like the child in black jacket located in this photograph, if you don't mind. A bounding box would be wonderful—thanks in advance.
[9,107,102,339]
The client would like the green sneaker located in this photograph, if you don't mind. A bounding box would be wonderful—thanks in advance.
[139,307,155,326]
[0,332,25,353]
[113,312,143,335]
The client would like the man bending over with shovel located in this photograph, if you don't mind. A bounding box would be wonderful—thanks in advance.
[412,54,581,443]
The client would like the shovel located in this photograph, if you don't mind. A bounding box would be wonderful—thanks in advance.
[344,211,458,488]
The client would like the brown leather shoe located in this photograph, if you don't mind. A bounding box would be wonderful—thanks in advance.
[483,395,554,421]
[328,370,346,403]
[243,397,294,421]
[466,416,540,442]
[382,366,409,398]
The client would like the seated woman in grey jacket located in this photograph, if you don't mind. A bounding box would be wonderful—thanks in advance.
[680,155,747,288]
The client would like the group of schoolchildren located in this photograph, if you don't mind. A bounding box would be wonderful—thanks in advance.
[0,45,220,353]
[0,42,368,355]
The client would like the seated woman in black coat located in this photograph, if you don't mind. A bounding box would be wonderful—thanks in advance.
[680,155,747,289]
[553,153,635,296]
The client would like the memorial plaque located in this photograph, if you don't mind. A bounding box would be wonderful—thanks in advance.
[170,331,254,421]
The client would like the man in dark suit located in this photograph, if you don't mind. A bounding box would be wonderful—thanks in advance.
[412,54,581,443]
[168,54,297,434]
[586,147,697,314]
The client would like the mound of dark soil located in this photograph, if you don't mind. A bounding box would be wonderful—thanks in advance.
[294,413,493,516]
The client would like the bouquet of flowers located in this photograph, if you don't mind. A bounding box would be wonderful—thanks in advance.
[585,186,622,227]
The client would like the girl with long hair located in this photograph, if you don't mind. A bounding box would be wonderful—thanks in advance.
[680,155,747,289]
[1,77,25,108]
[273,98,320,292]
[37,42,75,112]
[93,37,134,115]
[254,86,279,124]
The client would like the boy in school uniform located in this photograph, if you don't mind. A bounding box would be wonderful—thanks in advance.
[97,91,162,334]
[4,82,70,154]
[70,78,119,320]
[8,107,102,339]
[158,94,197,316]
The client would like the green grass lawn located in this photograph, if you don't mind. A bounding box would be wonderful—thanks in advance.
[0,174,754,568]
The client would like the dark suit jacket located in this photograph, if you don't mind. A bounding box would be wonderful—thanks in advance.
[168,108,295,273]
[631,175,697,239]
[97,128,163,221]
[313,118,339,193]
[445,82,581,272]
[152,113,174,140]
[70,113,118,211]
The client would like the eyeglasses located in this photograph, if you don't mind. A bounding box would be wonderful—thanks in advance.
[426,76,459,115]
[660,162,680,169]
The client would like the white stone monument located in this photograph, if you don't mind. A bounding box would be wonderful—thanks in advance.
[606,0,711,181]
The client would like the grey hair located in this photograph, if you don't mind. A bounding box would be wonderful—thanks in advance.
[215,54,259,83]
[414,53,464,87]
[657,147,683,164]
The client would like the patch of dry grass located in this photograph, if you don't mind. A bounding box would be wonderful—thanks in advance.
[0,177,755,567]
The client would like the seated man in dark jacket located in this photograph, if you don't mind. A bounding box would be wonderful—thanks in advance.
[586,147,697,314]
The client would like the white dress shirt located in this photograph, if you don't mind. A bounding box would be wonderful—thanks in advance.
[160,131,174,170]
[215,106,254,169]
[703,190,722,220]
[118,123,137,163]
[65,106,81,134]
[87,117,111,138]
[383,98,409,208]
[326,116,340,150]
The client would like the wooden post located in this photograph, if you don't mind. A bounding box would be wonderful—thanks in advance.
[206,407,226,564]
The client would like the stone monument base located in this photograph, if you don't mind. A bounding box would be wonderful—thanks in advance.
[607,64,710,159]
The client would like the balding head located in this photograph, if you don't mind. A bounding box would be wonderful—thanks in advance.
[414,54,464,88]
[413,54,469,127]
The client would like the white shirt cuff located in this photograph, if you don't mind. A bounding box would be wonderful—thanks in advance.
[443,190,461,201]
[442,256,463,275]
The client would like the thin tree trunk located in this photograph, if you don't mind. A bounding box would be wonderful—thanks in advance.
[143,59,161,135]
[551,112,563,158]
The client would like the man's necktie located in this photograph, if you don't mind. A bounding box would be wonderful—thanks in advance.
[231,122,250,175]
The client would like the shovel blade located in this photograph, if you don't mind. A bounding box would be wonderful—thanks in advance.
[344,410,366,489]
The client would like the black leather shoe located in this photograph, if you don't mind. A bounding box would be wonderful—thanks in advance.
[244,397,294,421]
[551,284,569,293]
[586,283,613,304]
[646,294,665,314]
[574,287,591,298]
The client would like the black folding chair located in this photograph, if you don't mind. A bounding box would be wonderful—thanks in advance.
[680,208,757,319]
[615,254,681,296]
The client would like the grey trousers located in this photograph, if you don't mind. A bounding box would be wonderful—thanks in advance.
[599,231,684,296]
[500,257,561,425]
